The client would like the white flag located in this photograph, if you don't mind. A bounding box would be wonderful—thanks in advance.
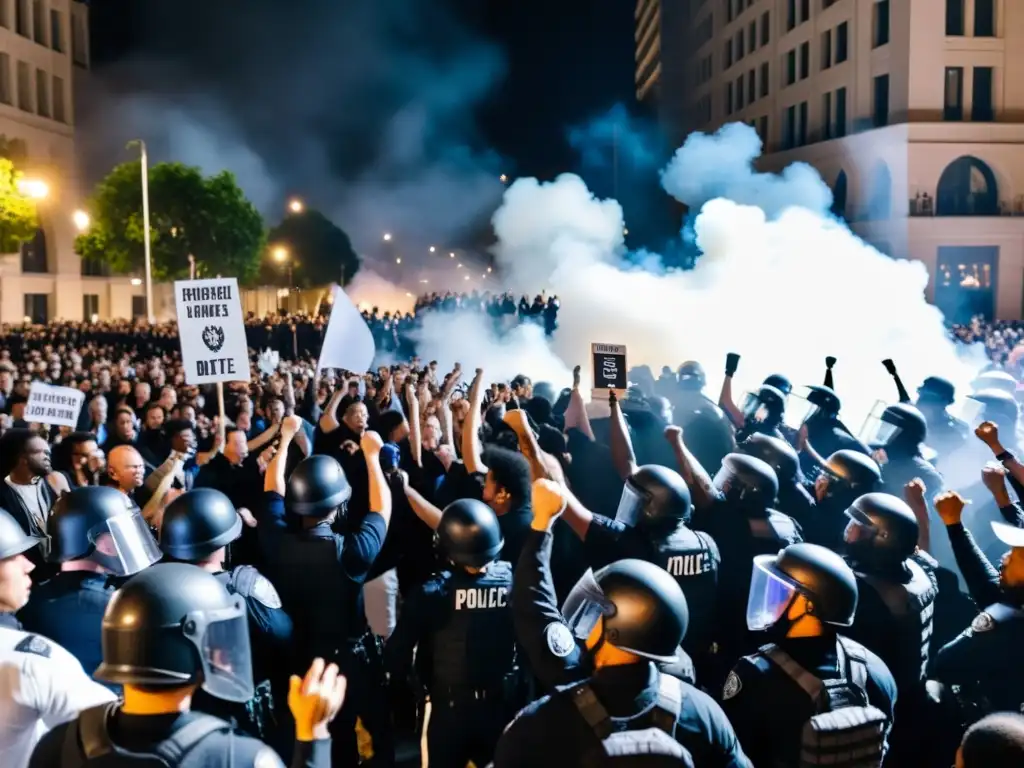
[318,285,376,374]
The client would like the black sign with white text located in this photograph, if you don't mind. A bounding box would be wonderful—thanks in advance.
[591,343,627,393]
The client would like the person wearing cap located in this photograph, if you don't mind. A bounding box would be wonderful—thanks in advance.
[719,542,896,767]
[259,415,393,767]
[384,498,517,768]
[158,487,293,745]
[0,507,116,768]
[503,479,751,768]
[915,375,970,463]
[930,489,1024,739]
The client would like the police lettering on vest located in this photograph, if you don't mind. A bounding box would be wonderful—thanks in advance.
[455,586,508,610]
[665,553,711,578]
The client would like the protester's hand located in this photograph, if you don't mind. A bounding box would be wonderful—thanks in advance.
[608,390,618,407]
[257,446,276,472]
[881,359,897,376]
[871,448,889,466]
[572,365,581,390]
[904,478,926,509]
[664,425,684,445]
[503,407,528,434]
[725,352,740,377]
[934,490,968,526]
[238,507,258,528]
[290,657,347,742]
[796,423,810,453]
[982,463,1009,497]
[396,469,410,490]
[360,430,383,455]
[975,421,1001,449]
[280,414,302,439]
[340,440,359,456]
[531,478,566,531]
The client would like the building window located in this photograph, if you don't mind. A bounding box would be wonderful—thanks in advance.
[800,0,809,23]
[944,66,964,121]
[83,294,99,323]
[725,40,732,69]
[873,74,890,127]
[836,22,849,62]
[71,14,87,67]
[786,50,796,85]
[34,68,48,118]
[835,87,848,137]
[747,21,755,51]
[15,0,27,37]
[974,0,995,37]
[799,42,809,79]
[784,104,796,149]
[727,0,734,24]
[80,257,108,277]
[797,101,808,146]
[823,91,833,139]
[972,67,994,121]
[24,293,47,324]
[737,31,745,60]
[946,0,964,36]
[736,75,745,109]
[757,115,768,143]
[936,157,999,216]
[0,54,10,105]
[31,0,43,44]
[0,1,8,28]
[49,8,61,52]
[760,11,770,45]
[132,296,147,321]
[726,82,733,115]
[747,69,756,102]
[20,228,46,273]
[824,0,839,7]
[16,61,31,113]
[873,1,890,47]
[821,30,832,69]
[786,0,796,31]
[760,61,769,97]
[52,75,64,122]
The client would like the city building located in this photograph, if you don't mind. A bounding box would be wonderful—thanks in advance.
[635,0,662,105]
[0,0,144,325]
[658,0,1024,323]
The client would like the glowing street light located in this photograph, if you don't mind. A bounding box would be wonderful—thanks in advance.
[383,233,392,242]
[449,252,455,259]
[429,246,436,253]
[396,257,402,264]
[464,275,470,281]
[17,178,48,199]
[288,198,304,214]
[487,267,492,273]
[273,246,289,262]
[72,209,90,232]
[499,174,508,183]
[457,263,463,269]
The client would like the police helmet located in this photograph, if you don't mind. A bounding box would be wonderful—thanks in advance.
[437,498,504,569]
[286,454,352,517]
[805,385,841,416]
[712,453,779,511]
[95,563,254,703]
[562,559,688,663]
[917,376,956,407]
[677,361,706,391]
[614,465,692,531]
[763,374,793,396]
[0,507,40,560]
[159,488,241,562]
[532,382,557,405]
[972,371,1018,396]
[743,385,786,423]
[738,433,799,486]
[747,543,858,631]
[48,486,162,576]
[878,403,928,448]
[970,389,1020,429]
[843,492,919,566]
[822,450,882,497]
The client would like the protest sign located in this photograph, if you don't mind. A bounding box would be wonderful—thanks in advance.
[174,277,249,385]
[26,382,85,428]
[591,342,628,398]
[318,285,376,374]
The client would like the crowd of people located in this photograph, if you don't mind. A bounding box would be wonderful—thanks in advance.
[0,306,1022,768]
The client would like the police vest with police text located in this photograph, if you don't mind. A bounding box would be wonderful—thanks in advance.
[431,560,516,692]
[653,526,718,655]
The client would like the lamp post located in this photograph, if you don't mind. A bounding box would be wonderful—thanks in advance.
[127,140,155,323]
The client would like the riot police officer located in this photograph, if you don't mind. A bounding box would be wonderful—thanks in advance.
[159,487,293,744]
[510,479,751,767]
[972,370,1018,396]
[734,384,787,443]
[385,499,517,768]
[19,486,162,689]
[763,373,792,396]
[915,376,970,462]
[720,543,897,768]
[0,507,116,768]
[558,464,720,682]
[669,361,735,476]
[737,433,815,530]
[258,417,393,767]
[864,403,945,500]
[799,385,870,478]
[28,562,342,768]
[800,448,882,551]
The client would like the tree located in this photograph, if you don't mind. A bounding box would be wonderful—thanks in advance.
[75,160,267,283]
[263,209,360,288]
[0,158,40,253]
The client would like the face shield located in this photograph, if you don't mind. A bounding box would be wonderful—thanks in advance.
[741,392,771,424]
[948,397,983,427]
[184,597,255,703]
[782,386,819,430]
[746,554,799,631]
[561,569,616,643]
[842,511,879,547]
[87,513,163,576]
[858,400,900,447]
[613,481,648,528]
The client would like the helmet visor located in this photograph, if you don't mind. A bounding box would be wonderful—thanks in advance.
[782,386,818,430]
[741,392,770,423]
[613,481,646,528]
[842,515,879,546]
[89,513,162,576]
[195,600,254,703]
[857,400,898,446]
[561,569,615,642]
[746,555,798,631]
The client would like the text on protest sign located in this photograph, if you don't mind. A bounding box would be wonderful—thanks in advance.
[174,277,250,385]
[591,343,628,395]
[26,382,85,428]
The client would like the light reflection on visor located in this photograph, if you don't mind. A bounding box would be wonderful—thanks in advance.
[746,554,798,632]
[561,569,616,641]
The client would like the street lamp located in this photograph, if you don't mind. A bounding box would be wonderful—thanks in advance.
[127,140,155,324]
[273,246,293,287]
[499,174,508,184]
[288,198,304,214]
[383,233,392,242]
[17,179,48,199]
[428,246,436,253]
[72,209,90,232]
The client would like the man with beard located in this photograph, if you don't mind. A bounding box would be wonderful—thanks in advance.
[0,430,62,579]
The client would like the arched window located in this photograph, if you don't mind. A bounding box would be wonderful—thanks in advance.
[830,170,848,218]
[20,227,47,273]
[870,162,892,220]
[936,156,999,216]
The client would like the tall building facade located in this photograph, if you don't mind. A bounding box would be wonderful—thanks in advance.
[0,0,144,325]
[635,0,662,105]
[658,0,1024,323]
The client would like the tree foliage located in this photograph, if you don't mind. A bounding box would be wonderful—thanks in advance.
[75,160,267,283]
[263,209,360,288]
[0,158,40,253]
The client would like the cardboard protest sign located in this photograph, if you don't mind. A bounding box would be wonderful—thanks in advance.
[26,382,85,427]
[591,343,628,398]
[174,277,249,385]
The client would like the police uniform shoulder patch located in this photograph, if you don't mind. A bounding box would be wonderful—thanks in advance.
[253,746,286,768]
[722,671,742,701]
[15,634,52,658]
[970,611,995,634]
[251,574,282,610]
[544,622,575,658]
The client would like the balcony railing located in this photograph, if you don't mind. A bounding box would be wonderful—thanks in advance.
[908,196,1024,217]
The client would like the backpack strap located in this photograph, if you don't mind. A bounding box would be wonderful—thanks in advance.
[151,714,232,765]
[77,703,119,759]
[761,644,825,709]
[650,673,684,736]
[836,637,869,696]
[568,683,613,739]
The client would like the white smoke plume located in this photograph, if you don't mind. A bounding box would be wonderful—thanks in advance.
[487,123,986,427]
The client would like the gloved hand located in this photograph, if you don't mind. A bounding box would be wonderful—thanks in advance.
[725,352,740,377]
